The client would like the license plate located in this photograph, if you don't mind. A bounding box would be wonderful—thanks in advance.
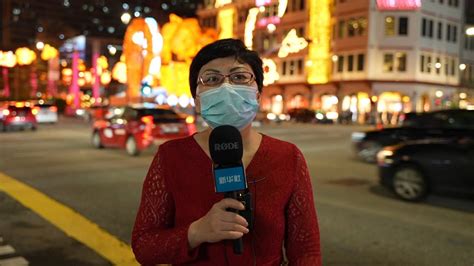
[162,125,179,133]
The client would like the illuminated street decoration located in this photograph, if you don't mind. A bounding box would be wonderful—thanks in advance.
[278,0,288,17]
[123,17,163,100]
[160,14,217,98]
[376,0,421,10]
[245,8,259,49]
[215,0,232,8]
[15,47,36,65]
[262,58,279,86]
[218,7,235,39]
[278,29,308,58]
[40,44,58,61]
[307,0,332,84]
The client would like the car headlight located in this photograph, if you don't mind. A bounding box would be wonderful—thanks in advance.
[351,132,366,141]
[376,149,394,165]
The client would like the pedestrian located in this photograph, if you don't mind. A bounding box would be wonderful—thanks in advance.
[131,39,321,266]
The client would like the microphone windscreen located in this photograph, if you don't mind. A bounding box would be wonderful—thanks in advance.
[209,125,243,165]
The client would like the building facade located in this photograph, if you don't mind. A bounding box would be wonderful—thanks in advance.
[196,0,472,124]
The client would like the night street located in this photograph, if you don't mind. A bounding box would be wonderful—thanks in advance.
[1,118,473,265]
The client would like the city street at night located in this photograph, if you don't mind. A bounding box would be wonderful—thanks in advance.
[0,119,473,265]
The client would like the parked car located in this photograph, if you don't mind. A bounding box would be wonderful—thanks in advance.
[352,109,474,162]
[287,108,315,123]
[377,136,474,201]
[1,103,38,131]
[33,103,58,123]
[92,104,195,156]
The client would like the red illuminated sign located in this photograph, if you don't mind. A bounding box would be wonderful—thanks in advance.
[376,0,421,10]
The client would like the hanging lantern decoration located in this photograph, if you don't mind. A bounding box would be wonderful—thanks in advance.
[15,47,37,65]
[41,44,59,61]
[0,51,17,68]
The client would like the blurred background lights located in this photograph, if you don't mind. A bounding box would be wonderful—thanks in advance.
[121,13,131,24]
[167,95,178,106]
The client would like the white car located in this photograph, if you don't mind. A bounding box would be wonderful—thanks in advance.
[34,104,58,123]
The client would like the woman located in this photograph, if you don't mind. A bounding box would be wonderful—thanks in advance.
[132,39,321,266]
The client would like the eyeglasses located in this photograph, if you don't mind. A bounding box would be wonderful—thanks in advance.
[199,72,255,87]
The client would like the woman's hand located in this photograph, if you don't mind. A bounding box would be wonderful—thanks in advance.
[187,198,249,249]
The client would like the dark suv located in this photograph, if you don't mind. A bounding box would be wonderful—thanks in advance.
[352,109,474,162]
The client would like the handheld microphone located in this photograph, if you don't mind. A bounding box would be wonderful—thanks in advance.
[209,125,253,255]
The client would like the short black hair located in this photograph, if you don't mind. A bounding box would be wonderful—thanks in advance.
[189,38,263,98]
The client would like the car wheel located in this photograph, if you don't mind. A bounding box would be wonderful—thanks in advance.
[31,126,37,131]
[92,131,104,149]
[126,136,140,156]
[392,165,428,202]
[358,141,382,163]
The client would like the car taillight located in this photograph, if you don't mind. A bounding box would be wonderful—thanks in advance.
[2,109,10,116]
[141,115,153,124]
[32,108,39,115]
[49,106,58,112]
[185,116,195,124]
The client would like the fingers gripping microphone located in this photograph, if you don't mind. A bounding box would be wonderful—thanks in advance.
[209,125,253,255]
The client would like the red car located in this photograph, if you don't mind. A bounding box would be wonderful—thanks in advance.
[92,104,196,156]
[1,103,38,131]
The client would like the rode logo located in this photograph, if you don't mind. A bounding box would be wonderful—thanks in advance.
[214,142,239,151]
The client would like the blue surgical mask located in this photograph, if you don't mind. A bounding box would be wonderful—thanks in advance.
[199,83,259,130]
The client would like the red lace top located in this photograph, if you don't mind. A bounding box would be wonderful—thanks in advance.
[132,134,321,266]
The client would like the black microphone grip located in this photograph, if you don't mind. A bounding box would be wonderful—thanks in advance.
[231,191,244,255]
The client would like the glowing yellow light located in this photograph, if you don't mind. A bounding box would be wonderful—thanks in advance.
[0,51,17,68]
[215,0,232,8]
[84,71,92,84]
[62,68,72,76]
[217,7,235,39]
[78,59,86,71]
[402,96,410,103]
[278,29,308,58]
[15,47,36,65]
[371,96,378,102]
[97,56,109,69]
[262,58,279,86]
[112,61,127,84]
[278,0,288,17]
[307,0,332,84]
[101,70,112,85]
[78,78,86,87]
[245,8,259,49]
[459,92,467,99]
[160,62,192,97]
[41,44,59,61]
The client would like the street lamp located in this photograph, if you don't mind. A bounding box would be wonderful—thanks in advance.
[121,12,131,24]
[459,63,467,71]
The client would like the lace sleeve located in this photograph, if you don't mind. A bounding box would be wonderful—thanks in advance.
[285,146,322,266]
[131,146,199,265]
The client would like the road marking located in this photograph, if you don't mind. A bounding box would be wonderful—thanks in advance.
[0,172,138,266]
[0,257,29,266]
[0,245,15,256]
